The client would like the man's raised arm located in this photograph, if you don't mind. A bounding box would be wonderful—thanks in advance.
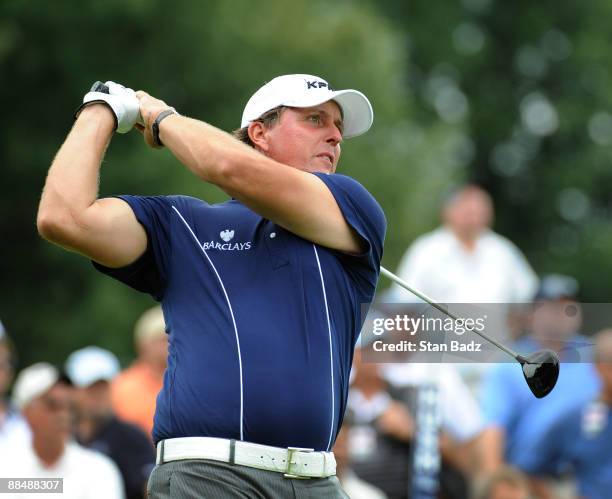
[37,94,147,268]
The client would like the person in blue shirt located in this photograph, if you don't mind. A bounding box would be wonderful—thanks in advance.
[520,328,612,499]
[37,74,386,498]
[480,275,600,473]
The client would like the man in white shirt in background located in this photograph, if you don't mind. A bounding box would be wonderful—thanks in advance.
[393,184,537,304]
[0,324,30,449]
[389,184,538,396]
[0,362,124,499]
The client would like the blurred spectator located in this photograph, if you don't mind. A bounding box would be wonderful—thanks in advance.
[0,362,124,498]
[347,348,473,499]
[111,306,167,437]
[381,361,484,467]
[389,185,538,396]
[476,466,530,499]
[519,328,612,499]
[0,326,31,448]
[392,185,537,304]
[66,347,156,499]
[480,275,600,474]
[334,420,388,499]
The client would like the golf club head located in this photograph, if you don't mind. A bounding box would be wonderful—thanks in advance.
[519,349,560,398]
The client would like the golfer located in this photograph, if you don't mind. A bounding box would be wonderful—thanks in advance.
[37,74,386,498]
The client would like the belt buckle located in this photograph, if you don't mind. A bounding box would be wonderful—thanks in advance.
[283,447,314,479]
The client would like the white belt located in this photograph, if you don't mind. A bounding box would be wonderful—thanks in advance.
[156,437,336,479]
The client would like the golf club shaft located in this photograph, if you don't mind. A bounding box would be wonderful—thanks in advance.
[379,266,521,360]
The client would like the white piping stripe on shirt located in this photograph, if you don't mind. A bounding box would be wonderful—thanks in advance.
[313,245,335,452]
[172,206,245,441]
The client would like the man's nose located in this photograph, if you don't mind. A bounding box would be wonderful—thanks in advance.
[326,124,343,146]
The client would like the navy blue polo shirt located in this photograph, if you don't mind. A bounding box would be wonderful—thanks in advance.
[519,401,612,499]
[94,173,386,451]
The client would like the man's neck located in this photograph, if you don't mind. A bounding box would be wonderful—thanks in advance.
[449,227,480,252]
[77,412,113,444]
[32,436,65,468]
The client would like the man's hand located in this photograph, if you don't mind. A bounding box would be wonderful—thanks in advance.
[376,400,415,442]
[77,81,141,133]
[135,90,177,149]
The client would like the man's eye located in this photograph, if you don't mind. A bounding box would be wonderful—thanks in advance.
[308,114,321,124]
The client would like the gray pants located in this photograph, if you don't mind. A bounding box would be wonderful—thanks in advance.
[147,459,348,499]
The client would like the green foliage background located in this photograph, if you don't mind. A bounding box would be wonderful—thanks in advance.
[2,0,611,367]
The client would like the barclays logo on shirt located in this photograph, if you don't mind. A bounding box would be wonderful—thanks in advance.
[201,229,253,251]
[220,229,234,242]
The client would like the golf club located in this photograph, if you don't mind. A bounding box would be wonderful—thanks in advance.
[379,266,560,398]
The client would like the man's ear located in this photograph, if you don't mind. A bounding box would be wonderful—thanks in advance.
[248,121,269,152]
[22,404,34,425]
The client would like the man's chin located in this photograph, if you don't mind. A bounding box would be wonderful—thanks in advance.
[311,159,335,174]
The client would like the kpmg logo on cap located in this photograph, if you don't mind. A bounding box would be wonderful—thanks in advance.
[306,80,335,91]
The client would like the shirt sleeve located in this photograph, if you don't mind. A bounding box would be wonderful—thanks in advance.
[90,455,126,499]
[481,363,523,428]
[391,237,432,303]
[439,366,484,441]
[505,239,539,302]
[92,195,173,301]
[517,408,577,475]
[312,173,387,294]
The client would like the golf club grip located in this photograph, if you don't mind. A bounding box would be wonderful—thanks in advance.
[90,81,110,94]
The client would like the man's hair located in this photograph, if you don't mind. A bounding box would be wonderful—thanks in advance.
[232,106,285,148]
[442,183,491,208]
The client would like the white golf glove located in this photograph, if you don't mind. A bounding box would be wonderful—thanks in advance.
[76,80,142,133]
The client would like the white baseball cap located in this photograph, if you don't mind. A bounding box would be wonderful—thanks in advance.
[12,362,60,409]
[240,74,373,139]
[65,346,120,388]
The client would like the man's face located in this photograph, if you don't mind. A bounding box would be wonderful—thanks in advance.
[74,380,113,421]
[0,344,12,397]
[530,299,581,344]
[594,335,612,398]
[24,383,72,442]
[258,101,344,174]
[139,334,168,370]
[596,360,612,397]
[444,187,493,237]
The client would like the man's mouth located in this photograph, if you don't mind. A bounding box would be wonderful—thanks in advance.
[316,153,334,165]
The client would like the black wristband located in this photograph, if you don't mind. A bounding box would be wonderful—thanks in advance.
[152,108,178,147]
[74,101,118,131]
[74,81,117,127]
